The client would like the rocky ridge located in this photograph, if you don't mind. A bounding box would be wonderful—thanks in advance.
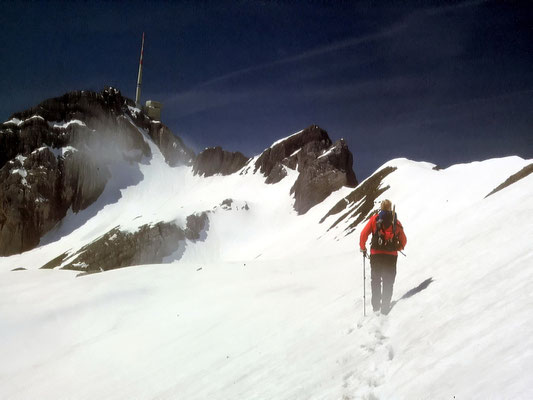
[320,166,396,236]
[42,213,209,274]
[485,163,533,198]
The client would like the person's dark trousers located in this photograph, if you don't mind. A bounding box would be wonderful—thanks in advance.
[370,253,398,314]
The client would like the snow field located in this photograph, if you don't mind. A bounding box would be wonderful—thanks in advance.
[1,253,363,399]
[364,157,533,399]
[1,125,532,400]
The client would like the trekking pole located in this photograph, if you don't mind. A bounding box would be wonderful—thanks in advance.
[363,252,366,317]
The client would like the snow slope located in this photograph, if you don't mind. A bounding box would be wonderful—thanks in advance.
[1,128,532,399]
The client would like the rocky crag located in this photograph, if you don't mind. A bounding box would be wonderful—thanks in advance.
[42,213,209,274]
[193,146,249,177]
[0,88,193,256]
[253,125,358,214]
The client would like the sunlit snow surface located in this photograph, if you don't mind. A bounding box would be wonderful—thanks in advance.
[1,128,532,399]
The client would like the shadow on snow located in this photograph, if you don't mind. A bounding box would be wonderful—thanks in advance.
[391,277,434,310]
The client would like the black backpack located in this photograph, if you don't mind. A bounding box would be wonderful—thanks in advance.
[371,209,403,252]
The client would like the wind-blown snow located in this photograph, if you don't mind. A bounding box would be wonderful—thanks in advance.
[0,129,532,400]
[318,146,335,159]
[270,129,304,148]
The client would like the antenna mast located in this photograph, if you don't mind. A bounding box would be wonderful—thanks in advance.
[135,32,145,107]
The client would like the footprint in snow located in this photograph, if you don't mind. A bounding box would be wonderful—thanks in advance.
[342,313,395,399]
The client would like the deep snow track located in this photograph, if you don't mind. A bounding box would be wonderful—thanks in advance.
[339,315,394,400]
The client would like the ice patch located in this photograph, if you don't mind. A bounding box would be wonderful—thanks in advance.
[15,154,27,164]
[3,115,44,126]
[11,168,30,186]
[11,168,27,178]
[31,146,48,155]
[26,115,44,123]
[48,120,86,129]
[71,262,89,269]
[4,118,22,126]
[318,147,335,160]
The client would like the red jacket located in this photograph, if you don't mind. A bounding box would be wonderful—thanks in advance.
[360,213,407,256]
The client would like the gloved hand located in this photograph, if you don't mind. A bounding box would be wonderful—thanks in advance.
[360,247,367,258]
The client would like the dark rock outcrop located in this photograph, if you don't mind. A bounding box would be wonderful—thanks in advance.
[185,213,209,240]
[485,163,533,198]
[255,125,332,181]
[0,145,114,255]
[255,125,358,214]
[42,213,209,273]
[193,146,249,177]
[291,138,357,214]
[320,166,397,236]
[1,149,62,255]
[217,198,250,211]
[0,87,193,256]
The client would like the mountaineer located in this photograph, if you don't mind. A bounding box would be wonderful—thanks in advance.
[360,199,407,315]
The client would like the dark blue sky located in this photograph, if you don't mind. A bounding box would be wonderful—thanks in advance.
[1,0,531,179]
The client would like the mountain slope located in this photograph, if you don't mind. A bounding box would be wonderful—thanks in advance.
[1,149,532,399]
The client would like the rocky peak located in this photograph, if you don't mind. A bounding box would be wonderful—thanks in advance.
[254,125,358,214]
[254,124,331,180]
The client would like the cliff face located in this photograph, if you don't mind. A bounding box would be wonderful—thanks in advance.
[0,88,194,256]
[193,146,249,177]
